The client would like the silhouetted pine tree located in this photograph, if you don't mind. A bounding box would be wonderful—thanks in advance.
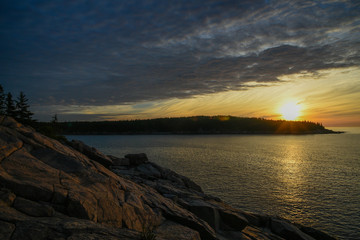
[51,114,58,123]
[0,84,5,115]
[6,92,17,118]
[16,91,33,123]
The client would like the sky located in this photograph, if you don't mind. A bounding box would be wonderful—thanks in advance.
[1,0,359,126]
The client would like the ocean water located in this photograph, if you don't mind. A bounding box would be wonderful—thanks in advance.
[67,127,360,240]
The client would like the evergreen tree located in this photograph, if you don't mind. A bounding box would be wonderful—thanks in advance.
[51,114,58,123]
[15,91,33,123]
[6,92,16,118]
[0,84,5,115]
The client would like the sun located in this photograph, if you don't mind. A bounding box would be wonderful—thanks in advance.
[279,101,301,120]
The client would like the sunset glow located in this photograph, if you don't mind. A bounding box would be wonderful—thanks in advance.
[280,102,301,120]
[1,1,359,126]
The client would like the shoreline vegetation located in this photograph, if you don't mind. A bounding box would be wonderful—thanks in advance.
[36,116,342,135]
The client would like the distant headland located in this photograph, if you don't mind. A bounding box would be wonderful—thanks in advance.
[35,116,342,135]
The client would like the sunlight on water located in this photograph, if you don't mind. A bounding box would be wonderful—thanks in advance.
[276,143,305,205]
[68,131,360,240]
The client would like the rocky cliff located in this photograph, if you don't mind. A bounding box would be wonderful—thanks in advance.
[0,116,336,240]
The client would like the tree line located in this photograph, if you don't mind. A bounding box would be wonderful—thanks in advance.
[0,84,34,124]
[47,116,333,135]
[0,83,334,135]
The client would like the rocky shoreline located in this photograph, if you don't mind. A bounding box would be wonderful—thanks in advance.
[0,116,336,240]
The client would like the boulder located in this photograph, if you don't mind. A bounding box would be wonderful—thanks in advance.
[270,217,315,240]
[151,162,203,193]
[109,155,130,166]
[136,163,161,178]
[125,153,148,165]
[69,140,113,167]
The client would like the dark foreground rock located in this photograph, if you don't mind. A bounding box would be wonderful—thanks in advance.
[0,116,336,240]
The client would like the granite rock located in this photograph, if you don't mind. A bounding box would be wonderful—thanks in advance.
[0,116,336,240]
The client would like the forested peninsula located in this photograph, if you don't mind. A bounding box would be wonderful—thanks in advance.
[36,116,339,135]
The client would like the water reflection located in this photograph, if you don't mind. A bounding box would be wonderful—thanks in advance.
[274,140,307,217]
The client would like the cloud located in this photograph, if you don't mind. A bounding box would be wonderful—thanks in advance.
[1,0,359,109]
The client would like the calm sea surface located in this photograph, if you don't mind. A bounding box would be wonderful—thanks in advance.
[67,127,360,240]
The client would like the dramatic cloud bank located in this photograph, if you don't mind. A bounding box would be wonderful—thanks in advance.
[1,0,359,121]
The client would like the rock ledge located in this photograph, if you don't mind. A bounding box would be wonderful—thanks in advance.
[0,116,336,240]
